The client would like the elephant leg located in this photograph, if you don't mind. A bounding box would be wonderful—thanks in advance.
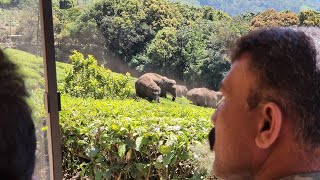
[147,96,153,102]
[136,90,141,97]
[155,96,160,103]
[160,90,167,98]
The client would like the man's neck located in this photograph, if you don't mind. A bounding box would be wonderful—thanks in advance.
[254,142,320,180]
[278,172,320,180]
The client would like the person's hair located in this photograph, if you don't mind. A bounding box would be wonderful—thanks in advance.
[230,27,320,148]
[0,49,36,179]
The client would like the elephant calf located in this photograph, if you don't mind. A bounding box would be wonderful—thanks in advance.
[186,88,221,108]
[138,73,177,101]
[135,76,161,102]
[175,85,188,97]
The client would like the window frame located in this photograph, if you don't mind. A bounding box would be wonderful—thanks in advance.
[39,0,63,179]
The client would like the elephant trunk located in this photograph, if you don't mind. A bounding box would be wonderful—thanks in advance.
[168,88,176,101]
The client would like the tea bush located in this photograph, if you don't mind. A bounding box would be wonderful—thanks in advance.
[64,51,135,99]
[60,96,214,179]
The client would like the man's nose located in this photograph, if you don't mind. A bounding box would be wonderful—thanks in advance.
[211,97,224,125]
[211,107,219,125]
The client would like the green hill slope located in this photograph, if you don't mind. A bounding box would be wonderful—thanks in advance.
[3,48,215,179]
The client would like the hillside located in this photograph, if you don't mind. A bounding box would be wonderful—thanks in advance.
[3,48,215,179]
[171,0,320,16]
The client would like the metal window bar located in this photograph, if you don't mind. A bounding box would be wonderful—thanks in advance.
[39,0,63,179]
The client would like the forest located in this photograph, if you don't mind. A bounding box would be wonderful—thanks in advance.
[51,0,320,90]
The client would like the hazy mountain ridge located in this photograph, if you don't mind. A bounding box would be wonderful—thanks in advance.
[170,0,320,15]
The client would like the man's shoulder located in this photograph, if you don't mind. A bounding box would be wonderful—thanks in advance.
[279,172,320,180]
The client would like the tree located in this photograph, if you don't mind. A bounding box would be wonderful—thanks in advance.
[299,10,320,27]
[143,0,182,31]
[93,0,153,60]
[176,25,207,86]
[144,27,178,74]
[64,51,134,99]
[2,0,41,55]
[250,9,299,30]
[128,6,238,89]
[198,20,237,90]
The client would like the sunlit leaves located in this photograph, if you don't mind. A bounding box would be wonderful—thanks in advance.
[63,51,135,99]
[299,10,320,27]
[60,96,213,179]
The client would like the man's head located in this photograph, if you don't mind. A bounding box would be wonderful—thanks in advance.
[0,49,36,179]
[210,27,320,179]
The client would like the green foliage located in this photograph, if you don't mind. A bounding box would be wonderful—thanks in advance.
[53,5,109,63]
[0,0,19,8]
[91,0,154,60]
[5,47,215,179]
[145,27,179,72]
[130,18,237,90]
[143,0,182,30]
[2,48,71,126]
[63,51,134,99]
[60,95,214,179]
[53,6,81,38]
[299,10,320,26]
[52,0,246,90]
[59,0,74,9]
[0,0,40,55]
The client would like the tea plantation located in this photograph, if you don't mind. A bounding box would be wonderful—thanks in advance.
[3,48,215,179]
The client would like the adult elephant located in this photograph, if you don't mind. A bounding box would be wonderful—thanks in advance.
[139,73,177,101]
[175,85,188,97]
[135,76,161,102]
[186,88,220,108]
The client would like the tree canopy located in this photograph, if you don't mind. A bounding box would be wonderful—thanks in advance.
[51,0,320,90]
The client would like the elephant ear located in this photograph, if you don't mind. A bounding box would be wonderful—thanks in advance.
[173,84,178,88]
[167,79,176,86]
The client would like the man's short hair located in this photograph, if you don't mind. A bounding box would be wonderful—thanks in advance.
[0,49,36,179]
[230,27,320,148]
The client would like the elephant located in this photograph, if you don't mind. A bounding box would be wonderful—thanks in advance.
[174,85,188,97]
[139,73,177,101]
[186,88,220,108]
[135,76,161,102]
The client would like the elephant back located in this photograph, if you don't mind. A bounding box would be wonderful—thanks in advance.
[139,73,177,101]
[186,87,219,108]
[135,76,161,102]
[142,73,176,86]
[175,85,188,97]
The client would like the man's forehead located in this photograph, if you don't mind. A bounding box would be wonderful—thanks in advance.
[220,55,254,93]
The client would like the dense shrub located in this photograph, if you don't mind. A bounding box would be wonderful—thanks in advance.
[63,51,134,99]
[60,96,214,179]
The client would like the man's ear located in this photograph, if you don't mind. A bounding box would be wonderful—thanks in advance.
[255,102,283,149]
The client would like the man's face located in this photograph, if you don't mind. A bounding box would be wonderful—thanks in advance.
[211,54,261,179]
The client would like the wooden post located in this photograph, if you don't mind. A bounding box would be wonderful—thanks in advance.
[39,0,63,179]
